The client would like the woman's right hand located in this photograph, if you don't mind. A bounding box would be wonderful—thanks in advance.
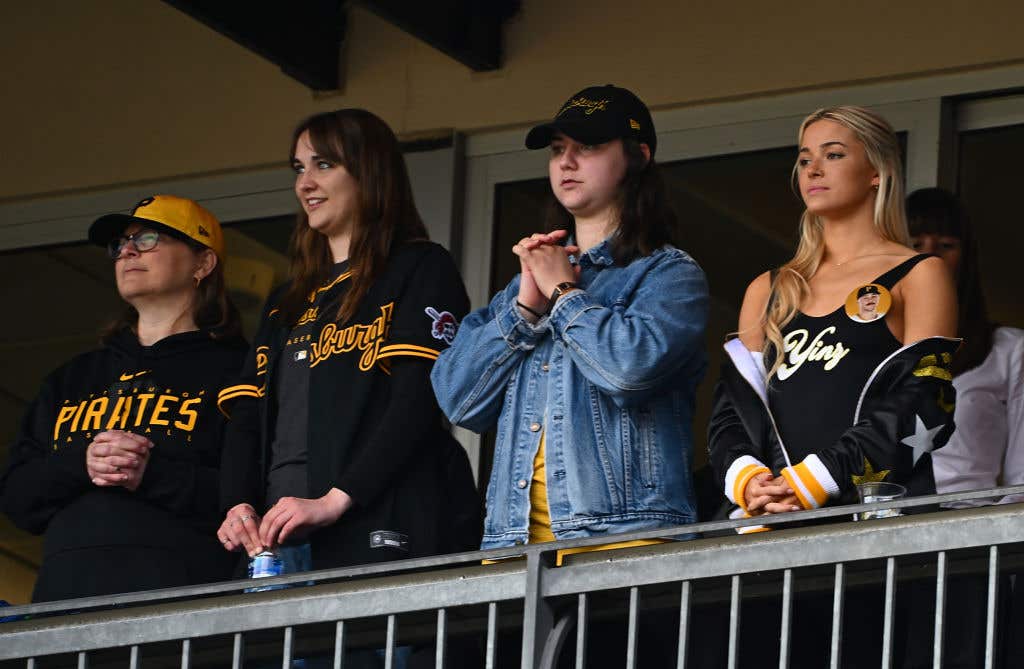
[744,472,801,514]
[217,503,264,556]
[514,231,579,322]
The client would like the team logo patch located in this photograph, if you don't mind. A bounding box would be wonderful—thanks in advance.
[131,196,155,214]
[425,307,459,345]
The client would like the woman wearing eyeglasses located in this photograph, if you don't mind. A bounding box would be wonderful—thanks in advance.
[0,195,247,602]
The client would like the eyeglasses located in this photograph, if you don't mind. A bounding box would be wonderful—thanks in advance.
[108,230,160,259]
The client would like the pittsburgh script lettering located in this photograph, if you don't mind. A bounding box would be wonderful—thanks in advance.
[776,326,851,381]
[558,97,610,117]
[309,303,394,371]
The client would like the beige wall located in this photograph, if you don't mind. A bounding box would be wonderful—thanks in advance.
[2,0,1022,201]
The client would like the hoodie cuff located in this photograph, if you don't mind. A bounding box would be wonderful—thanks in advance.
[724,456,771,510]
[781,454,840,509]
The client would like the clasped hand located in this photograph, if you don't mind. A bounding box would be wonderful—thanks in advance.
[86,430,153,492]
[512,230,581,320]
[744,471,803,515]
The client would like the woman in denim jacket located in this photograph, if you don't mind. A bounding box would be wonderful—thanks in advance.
[431,85,709,553]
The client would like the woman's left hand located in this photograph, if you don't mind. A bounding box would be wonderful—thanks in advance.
[513,241,579,298]
[258,488,353,547]
[87,430,152,492]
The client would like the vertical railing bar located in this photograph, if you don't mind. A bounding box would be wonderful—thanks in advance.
[77,652,88,669]
[933,551,947,669]
[129,645,140,669]
[576,593,589,669]
[180,639,191,669]
[26,660,36,669]
[486,601,499,669]
[232,633,244,669]
[779,569,793,669]
[727,575,742,669]
[625,586,640,669]
[435,608,448,669]
[333,621,346,669]
[881,557,897,669]
[984,545,1000,669]
[676,581,691,669]
[384,615,397,669]
[829,563,845,669]
[282,626,293,669]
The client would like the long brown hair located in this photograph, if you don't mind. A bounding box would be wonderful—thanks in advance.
[763,106,908,377]
[278,109,428,325]
[102,242,242,343]
[545,139,681,263]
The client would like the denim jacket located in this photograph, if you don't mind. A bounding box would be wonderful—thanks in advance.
[431,239,709,549]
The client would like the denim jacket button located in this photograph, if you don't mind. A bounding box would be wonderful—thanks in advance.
[517,479,528,489]
[541,363,550,372]
[529,422,541,432]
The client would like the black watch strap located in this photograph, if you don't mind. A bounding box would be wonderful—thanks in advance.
[548,281,580,307]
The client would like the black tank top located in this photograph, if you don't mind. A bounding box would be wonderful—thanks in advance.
[767,254,930,463]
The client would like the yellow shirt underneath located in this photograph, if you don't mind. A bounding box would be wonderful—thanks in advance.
[527,431,666,566]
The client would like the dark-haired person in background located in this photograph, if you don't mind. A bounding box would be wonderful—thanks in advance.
[908,187,1024,505]
[216,109,479,578]
[903,187,1024,669]
[0,195,246,602]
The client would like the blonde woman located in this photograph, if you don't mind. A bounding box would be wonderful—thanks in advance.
[708,106,959,520]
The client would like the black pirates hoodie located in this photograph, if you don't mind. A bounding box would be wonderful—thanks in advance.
[0,327,246,601]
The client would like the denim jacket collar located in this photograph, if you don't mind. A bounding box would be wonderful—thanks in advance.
[574,235,616,268]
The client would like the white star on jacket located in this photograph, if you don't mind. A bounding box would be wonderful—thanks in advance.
[901,415,944,464]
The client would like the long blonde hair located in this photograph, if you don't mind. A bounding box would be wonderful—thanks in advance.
[763,105,910,378]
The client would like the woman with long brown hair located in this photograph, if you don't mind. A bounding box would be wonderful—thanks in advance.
[0,195,246,602]
[216,109,478,575]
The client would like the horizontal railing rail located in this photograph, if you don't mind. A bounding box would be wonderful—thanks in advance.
[2,484,1023,668]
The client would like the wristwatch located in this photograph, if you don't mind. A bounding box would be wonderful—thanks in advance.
[548,281,580,307]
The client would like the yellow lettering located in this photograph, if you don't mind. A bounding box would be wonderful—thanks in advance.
[309,303,394,370]
[81,397,109,432]
[174,398,201,431]
[134,394,155,426]
[105,396,132,430]
[53,406,78,442]
[69,401,87,432]
[150,395,178,426]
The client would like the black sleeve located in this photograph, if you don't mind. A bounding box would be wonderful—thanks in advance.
[780,342,959,508]
[706,373,772,508]
[0,371,92,534]
[335,246,470,506]
[217,297,282,513]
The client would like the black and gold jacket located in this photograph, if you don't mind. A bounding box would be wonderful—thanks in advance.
[708,336,961,514]
[0,328,246,599]
[218,241,479,569]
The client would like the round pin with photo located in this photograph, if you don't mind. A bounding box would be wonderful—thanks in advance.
[845,283,891,323]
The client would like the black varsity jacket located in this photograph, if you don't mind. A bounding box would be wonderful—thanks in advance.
[708,335,961,514]
[217,241,480,570]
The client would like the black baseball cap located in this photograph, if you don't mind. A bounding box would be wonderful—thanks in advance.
[857,285,881,298]
[525,84,657,155]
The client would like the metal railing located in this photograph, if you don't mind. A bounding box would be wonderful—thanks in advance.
[2,486,1023,669]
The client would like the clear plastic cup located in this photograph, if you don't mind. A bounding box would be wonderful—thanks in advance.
[855,481,907,521]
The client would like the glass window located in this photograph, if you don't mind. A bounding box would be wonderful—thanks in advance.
[957,123,1024,327]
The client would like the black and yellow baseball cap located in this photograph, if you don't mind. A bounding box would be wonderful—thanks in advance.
[89,195,225,259]
[525,84,657,156]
